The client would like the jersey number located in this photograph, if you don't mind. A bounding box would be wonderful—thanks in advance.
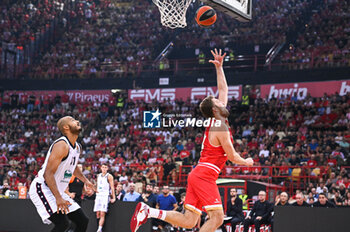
[70,157,76,166]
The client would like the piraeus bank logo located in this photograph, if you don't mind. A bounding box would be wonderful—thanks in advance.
[143,110,162,128]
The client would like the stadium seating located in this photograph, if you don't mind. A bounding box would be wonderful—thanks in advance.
[280,0,350,69]
[0,91,349,207]
[3,0,346,79]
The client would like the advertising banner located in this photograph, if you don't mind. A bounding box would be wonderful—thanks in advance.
[128,86,242,102]
[6,90,112,102]
[260,80,350,99]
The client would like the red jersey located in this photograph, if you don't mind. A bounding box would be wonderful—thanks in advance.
[195,120,233,180]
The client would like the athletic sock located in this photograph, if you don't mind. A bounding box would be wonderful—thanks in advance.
[97,226,102,231]
[148,208,167,220]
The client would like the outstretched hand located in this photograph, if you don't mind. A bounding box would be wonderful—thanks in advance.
[245,158,254,166]
[56,197,71,214]
[209,48,226,68]
[85,179,97,193]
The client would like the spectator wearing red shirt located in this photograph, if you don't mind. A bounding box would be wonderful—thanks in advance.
[274,140,285,149]
[42,94,51,110]
[61,92,70,110]
[195,133,203,151]
[2,93,10,111]
[257,124,266,137]
[307,155,318,168]
[108,95,116,115]
[179,149,190,164]
[343,177,350,189]
[172,149,179,160]
[34,97,40,111]
[331,147,345,162]
[151,147,161,157]
[18,173,27,185]
[156,136,164,145]
[327,158,337,167]
[286,117,296,128]
[27,147,36,157]
[248,138,259,151]
[142,146,151,160]
[0,152,8,165]
[279,162,289,176]
[20,92,28,108]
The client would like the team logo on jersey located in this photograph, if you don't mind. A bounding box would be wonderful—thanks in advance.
[64,170,72,179]
[143,109,161,128]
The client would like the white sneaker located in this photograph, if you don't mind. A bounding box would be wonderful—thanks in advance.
[130,202,150,232]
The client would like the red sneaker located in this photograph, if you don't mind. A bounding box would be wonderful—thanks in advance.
[130,202,149,232]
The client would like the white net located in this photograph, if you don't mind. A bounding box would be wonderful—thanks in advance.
[152,0,193,29]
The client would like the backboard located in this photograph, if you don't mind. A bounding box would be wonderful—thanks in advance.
[201,0,252,22]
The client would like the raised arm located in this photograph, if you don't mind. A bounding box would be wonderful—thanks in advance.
[209,48,228,106]
[215,124,253,166]
[43,141,71,214]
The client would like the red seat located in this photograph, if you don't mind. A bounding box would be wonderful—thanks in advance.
[247,224,271,232]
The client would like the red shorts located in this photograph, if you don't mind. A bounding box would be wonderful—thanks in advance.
[184,170,223,215]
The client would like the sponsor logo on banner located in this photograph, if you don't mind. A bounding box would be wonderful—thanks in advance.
[65,92,110,102]
[340,81,350,96]
[6,90,111,103]
[130,89,176,102]
[267,84,307,99]
[129,86,242,102]
[191,86,240,100]
[260,80,350,99]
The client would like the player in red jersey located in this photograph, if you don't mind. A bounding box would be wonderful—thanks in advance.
[130,49,254,232]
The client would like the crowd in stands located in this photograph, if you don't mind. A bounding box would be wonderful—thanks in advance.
[0,0,77,46]
[23,0,314,79]
[1,0,348,79]
[0,89,349,205]
[0,90,349,231]
[281,0,350,69]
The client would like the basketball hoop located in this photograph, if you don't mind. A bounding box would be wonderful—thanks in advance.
[152,0,193,29]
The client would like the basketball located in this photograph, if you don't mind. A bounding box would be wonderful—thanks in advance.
[195,6,217,27]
